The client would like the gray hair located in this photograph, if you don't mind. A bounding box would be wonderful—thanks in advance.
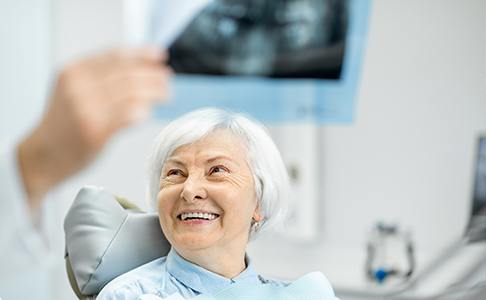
[147,107,289,236]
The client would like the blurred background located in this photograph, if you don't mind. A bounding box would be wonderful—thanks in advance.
[1,0,485,299]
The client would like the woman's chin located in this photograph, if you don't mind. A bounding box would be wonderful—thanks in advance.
[173,234,219,251]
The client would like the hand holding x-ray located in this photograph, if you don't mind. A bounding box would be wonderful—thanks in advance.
[18,48,171,211]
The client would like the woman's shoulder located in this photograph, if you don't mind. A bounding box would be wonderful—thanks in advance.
[284,272,339,300]
[256,271,333,287]
[257,272,338,299]
[96,256,168,299]
[210,272,337,300]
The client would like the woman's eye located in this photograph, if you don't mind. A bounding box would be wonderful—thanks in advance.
[167,169,184,177]
[209,165,228,175]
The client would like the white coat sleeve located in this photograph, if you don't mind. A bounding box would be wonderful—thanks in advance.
[0,142,51,274]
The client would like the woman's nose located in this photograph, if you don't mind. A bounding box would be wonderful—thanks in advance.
[181,176,208,203]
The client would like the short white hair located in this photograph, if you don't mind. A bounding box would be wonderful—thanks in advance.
[148,107,289,236]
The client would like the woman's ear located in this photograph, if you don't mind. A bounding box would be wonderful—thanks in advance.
[252,204,263,222]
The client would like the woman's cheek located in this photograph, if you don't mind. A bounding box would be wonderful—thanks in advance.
[159,185,182,210]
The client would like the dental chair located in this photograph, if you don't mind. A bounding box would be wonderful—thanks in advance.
[64,186,171,299]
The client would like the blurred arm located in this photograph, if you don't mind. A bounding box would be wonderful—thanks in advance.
[17,47,172,214]
[0,142,51,271]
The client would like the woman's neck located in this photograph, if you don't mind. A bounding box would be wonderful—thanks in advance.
[175,245,247,279]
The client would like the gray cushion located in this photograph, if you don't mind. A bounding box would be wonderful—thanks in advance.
[64,186,171,296]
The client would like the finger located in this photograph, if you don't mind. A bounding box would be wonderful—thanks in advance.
[104,67,171,101]
[93,71,171,123]
[72,64,170,106]
[123,47,168,63]
[73,48,167,84]
[59,47,169,90]
[115,80,170,108]
[92,62,170,93]
[94,47,168,70]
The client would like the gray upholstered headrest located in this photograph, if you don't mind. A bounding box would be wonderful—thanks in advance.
[64,186,171,296]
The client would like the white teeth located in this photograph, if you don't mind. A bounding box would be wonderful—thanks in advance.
[180,212,218,221]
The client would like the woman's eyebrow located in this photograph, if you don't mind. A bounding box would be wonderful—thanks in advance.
[206,155,234,163]
[164,158,185,166]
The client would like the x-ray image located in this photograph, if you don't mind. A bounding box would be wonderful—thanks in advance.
[165,0,349,79]
[141,0,370,123]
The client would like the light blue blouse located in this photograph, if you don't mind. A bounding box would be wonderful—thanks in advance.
[96,248,338,300]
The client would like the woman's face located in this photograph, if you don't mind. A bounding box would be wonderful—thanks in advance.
[157,130,261,253]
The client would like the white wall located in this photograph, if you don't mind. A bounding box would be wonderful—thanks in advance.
[0,0,51,142]
[51,0,124,66]
[322,0,486,251]
[4,0,485,299]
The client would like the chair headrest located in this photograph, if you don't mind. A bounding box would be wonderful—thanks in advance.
[64,186,171,297]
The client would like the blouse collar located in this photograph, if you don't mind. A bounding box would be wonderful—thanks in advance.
[165,248,260,295]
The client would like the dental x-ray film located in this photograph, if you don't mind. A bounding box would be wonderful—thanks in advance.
[149,0,349,79]
[137,0,370,123]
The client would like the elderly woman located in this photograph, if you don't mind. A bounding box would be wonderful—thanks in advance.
[97,108,338,300]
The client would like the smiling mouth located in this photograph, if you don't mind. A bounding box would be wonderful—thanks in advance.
[177,212,220,221]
